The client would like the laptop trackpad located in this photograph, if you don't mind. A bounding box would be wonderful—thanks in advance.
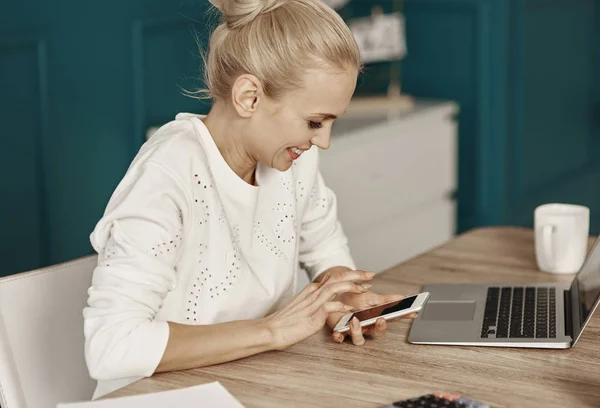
[421,301,476,321]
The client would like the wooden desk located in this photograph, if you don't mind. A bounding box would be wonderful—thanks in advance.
[103,227,600,407]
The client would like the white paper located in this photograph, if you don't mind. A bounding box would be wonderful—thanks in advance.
[350,12,407,64]
[57,382,245,408]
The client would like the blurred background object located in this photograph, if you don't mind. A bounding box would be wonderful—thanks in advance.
[321,0,351,9]
[1,0,598,277]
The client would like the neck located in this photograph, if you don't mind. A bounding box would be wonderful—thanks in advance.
[202,102,258,185]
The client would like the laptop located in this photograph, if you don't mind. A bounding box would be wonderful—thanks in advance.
[408,236,600,348]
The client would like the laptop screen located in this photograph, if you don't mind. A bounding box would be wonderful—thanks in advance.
[571,237,600,341]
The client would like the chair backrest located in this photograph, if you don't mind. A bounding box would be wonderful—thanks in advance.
[0,256,97,408]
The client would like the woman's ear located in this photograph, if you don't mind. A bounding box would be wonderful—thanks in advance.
[231,74,262,118]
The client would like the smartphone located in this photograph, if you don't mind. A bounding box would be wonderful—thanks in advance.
[333,292,430,333]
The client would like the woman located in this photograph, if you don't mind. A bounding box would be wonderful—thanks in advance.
[84,0,407,399]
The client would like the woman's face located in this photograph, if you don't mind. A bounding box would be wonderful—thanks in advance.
[245,68,358,171]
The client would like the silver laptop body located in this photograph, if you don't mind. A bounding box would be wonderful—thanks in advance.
[408,236,600,349]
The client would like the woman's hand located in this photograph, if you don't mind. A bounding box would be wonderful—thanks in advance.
[328,291,411,345]
[264,270,375,350]
[318,269,413,346]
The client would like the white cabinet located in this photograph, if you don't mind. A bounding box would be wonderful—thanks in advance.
[319,99,459,273]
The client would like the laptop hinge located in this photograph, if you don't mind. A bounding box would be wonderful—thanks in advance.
[564,289,573,338]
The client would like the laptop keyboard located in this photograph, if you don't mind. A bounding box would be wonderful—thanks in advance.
[481,286,556,339]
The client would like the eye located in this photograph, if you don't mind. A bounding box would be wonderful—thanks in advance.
[308,120,323,130]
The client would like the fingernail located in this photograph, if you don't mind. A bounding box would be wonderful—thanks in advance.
[352,317,359,328]
[360,283,372,291]
[365,272,376,278]
[344,304,354,311]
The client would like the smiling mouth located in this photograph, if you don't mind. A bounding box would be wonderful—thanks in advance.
[287,147,306,160]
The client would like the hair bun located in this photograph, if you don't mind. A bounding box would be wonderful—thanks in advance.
[210,0,289,29]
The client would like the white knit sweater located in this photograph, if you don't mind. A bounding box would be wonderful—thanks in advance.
[83,113,356,398]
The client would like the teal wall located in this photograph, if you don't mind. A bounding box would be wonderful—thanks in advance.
[1,0,598,276]
[1,0,212,275]
[402,0,510,232]
[402,0,599,234]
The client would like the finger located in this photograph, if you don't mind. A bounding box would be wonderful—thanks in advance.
[319,273,331,286]
[327,270,375,283]
[305,275,378,314]
[286,282,322,309]
[303,280,370,312]
[302,274,332,293]
[322,301,354,315]
[301,281,323,296]
[350,317,365,346]
[293,274,333,304]
[295,284,341,313]
[331,331,345,343]
[364,318,387,338]
[284,283,328,315]
[313,272,331,284]
[315,280,371,306]
[434,392,461,401]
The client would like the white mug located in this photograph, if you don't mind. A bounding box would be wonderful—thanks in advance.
[534,203,590,274]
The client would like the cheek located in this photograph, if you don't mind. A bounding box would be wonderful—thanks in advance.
[287,122,314,144]
[255,113,310,156]
[270,127,307,151]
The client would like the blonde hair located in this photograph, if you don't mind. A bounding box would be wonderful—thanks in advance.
[196,0,361,101]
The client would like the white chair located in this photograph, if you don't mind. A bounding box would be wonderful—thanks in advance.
[0,255,98,408]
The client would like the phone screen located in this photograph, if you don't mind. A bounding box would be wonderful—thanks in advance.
[346,295,417,325]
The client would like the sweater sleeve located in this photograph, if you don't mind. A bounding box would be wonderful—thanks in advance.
[83,161,189,381]
[298,154,356,282]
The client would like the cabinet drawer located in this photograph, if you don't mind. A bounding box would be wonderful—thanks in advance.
[320,119,457,234]
[345,198,456,273]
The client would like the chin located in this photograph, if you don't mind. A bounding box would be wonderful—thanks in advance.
[269,157,293,172]
[275,161,293,172]
[266,152,294,172]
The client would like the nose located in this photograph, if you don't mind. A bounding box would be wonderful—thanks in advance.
[310,130,331,150]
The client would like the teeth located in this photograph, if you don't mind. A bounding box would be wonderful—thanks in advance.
[291,147,303,156]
